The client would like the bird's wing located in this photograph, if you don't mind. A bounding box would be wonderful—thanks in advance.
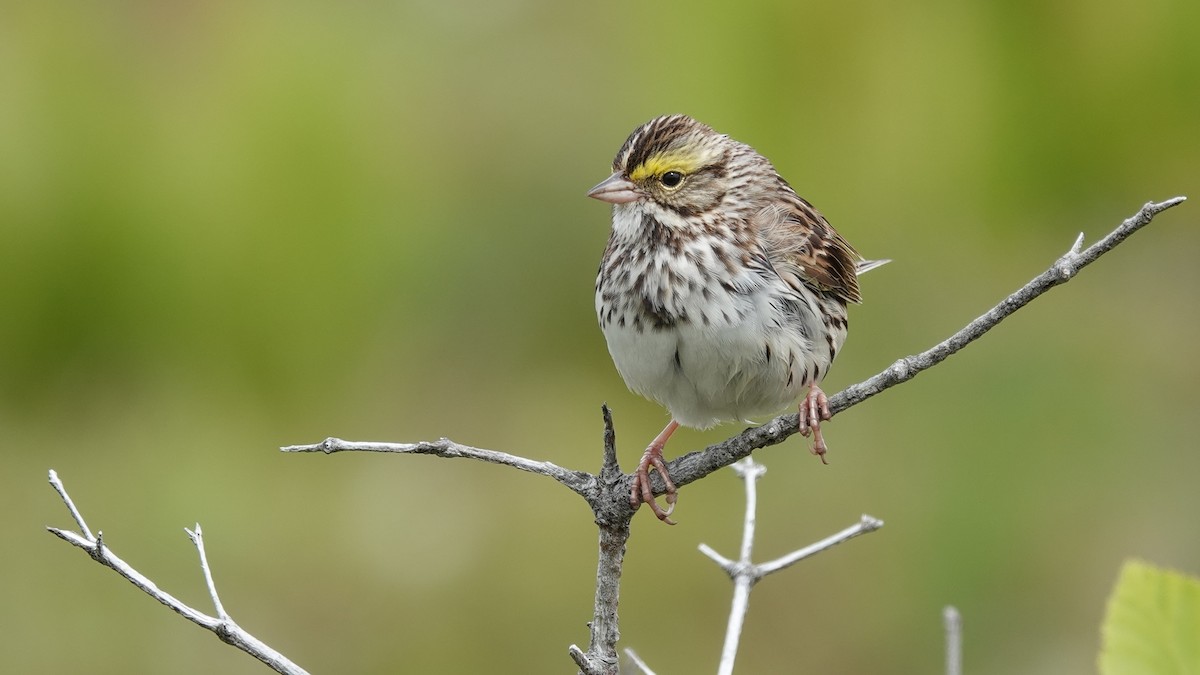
[754,199,866,305]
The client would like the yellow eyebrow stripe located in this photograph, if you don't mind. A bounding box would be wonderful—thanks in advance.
[629,152,703,182]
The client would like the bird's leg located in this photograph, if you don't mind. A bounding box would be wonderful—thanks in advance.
[798,383,832,464]
[630,419,681,524]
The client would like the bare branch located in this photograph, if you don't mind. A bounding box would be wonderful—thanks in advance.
[45,472,310,675]
[731,459,766,563]
[48,469,94,540]
[944,605,963,675]
[699,458,884,675]
[568,405,630,675]
[697,543,735,570]
[654,196,1187,494]
[281,436,594,497]
[569,645,603,675]
[755,514,884,577]
[709,461,760,675]
[623,648,658,675]
[185,524,229,620]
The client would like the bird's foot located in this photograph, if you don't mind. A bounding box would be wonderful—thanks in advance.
[630,445,677,524]
[798,383,832,464]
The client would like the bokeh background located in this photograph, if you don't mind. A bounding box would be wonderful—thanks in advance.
[3,2,1198,673]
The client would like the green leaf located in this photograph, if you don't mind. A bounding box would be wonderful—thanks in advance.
[1099,560,1200,675]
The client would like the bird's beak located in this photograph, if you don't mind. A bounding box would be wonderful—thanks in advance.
[587,172,642,204]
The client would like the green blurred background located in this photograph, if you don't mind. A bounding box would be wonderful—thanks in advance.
[3,2,1198,673]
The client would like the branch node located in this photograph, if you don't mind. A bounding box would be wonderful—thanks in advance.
[1054,233,1085,279]
[92,531,105,560]
[215,621,239,645]
[730,561,757,580]
[729,457,766,480]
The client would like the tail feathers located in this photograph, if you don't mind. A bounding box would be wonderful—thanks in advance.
[856,258,891,276]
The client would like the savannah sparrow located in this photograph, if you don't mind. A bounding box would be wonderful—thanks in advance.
[588,114,886,524]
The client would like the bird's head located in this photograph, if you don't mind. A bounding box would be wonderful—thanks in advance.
[588,114,763,217]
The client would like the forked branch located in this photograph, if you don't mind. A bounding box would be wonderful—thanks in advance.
[45,471,309,675]
[695,458,883,675]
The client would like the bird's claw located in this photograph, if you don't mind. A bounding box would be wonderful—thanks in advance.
[798,384,832,464]
[630,448,678,525]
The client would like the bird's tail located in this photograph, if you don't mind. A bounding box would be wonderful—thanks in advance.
[856,258,891,275]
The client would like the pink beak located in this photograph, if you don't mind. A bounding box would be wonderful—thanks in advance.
[587,172,642,204]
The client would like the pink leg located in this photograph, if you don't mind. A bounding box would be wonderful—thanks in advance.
[798,383,832,464]
[630,420,681,524]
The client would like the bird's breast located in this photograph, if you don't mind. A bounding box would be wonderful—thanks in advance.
[596,234,842,428]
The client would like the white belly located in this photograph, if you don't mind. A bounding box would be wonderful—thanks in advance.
[600,280,830,429]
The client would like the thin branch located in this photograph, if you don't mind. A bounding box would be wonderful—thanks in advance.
[569,646,604,675]
[185,524,229,620]
[48,469,94,540]
[706,459,765,675]
[623,648,658,675]
[46,471,309,675]
[568,405,629,675]
[699,458,884,675]
[655,196,1187,493]
[944,605,963,675]
[732,459,766,563]
[755,514,884,577]
[281,437,594,497]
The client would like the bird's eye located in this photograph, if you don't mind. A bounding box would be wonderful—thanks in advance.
[660,171,684,188]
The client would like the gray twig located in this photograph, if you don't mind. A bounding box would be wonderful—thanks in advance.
[698,458,884,675]
[945,606,963,675]
[45,471,309,675]
[185,524,229,620]
[656,196,1187,492]
[281,437,595,496]
[568,405,630,675]
[623,648,658,675]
